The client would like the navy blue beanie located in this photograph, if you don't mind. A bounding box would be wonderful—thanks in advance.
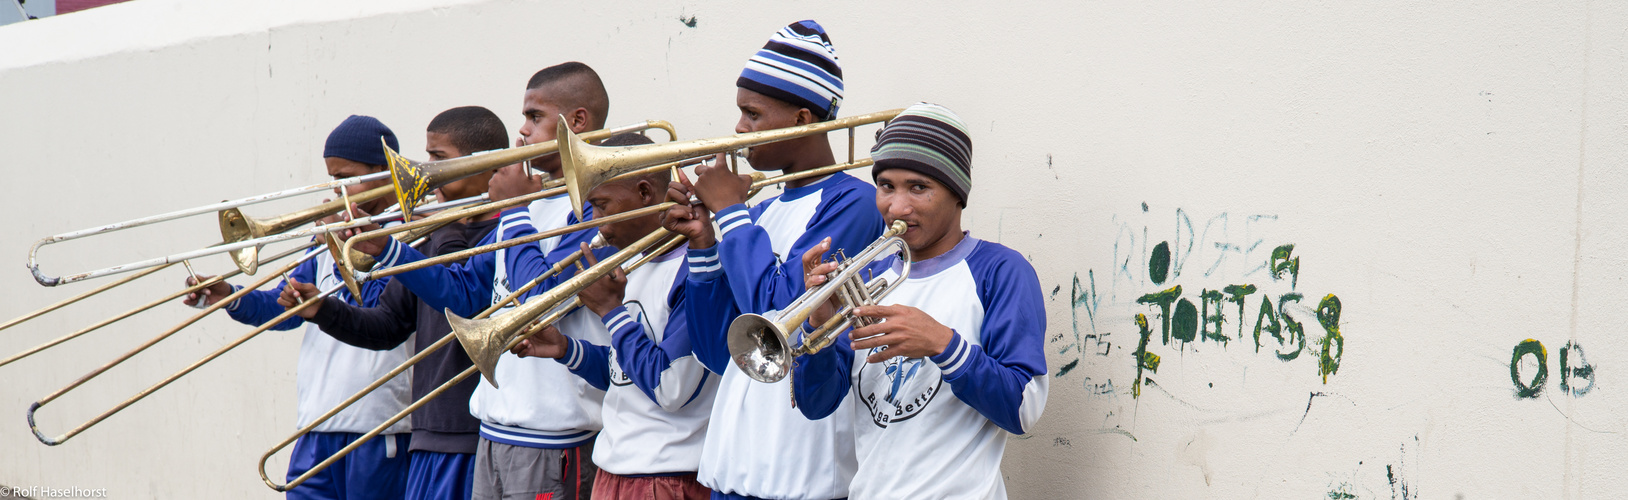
[324,115,398,166]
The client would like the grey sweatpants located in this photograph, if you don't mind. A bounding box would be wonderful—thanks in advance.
[472,437,597,500]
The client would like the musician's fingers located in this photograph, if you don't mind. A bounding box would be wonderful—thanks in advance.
[581,242,600,267]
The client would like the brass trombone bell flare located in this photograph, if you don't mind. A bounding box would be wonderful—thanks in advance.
[386,120,677,221]
[217,184,396,275]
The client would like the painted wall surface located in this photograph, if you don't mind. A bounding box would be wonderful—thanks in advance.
[2,1,1625,498]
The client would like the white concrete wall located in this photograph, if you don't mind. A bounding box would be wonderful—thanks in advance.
[2,1,1625,498]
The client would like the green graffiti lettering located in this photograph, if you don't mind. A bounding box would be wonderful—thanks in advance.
[1253,295,1278,353]
[1559,341,1594,397]
[1223,284,1257,340]
[1276,293,1305,361]
[1510,339,1547,398]
[1136,285,1181,345]
[1270,244,1300,289]
[1173,298,1199,343]
[1200,289,1228,343]
[1149,241,1171,285]
[1316,294,1343,383]
[1132,314,1160,399]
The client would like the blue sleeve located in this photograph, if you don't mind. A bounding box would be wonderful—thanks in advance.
[792,322,855,421]
[556,335,612,391]
[927,247,1050,435]
[682,250,739,375]
[372,229,496,319]
[224,256,315,331]
[714,182,884,315]
[499,206,607,305]
[611,273,712,411]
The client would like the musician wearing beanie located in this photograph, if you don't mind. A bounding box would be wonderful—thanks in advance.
[662,19,881,500]
[790,103,1050,500]
[182,114,413,500]
[345,63,614,500]
[285,106,511,500]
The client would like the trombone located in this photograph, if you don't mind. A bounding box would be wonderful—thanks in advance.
[25,215,456,446]
[24,120,675,287]
[260,109,899,490]
[727,220,912,383]
[385,120,675,221]
[261,230,679,492]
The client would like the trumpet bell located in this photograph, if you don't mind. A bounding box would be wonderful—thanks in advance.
[727,313,793,383]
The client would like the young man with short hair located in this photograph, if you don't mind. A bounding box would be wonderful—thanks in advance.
[662,20,881,500]
[283,106,510,500]
[348,62,613,500]
[790,103,1049,500]
[183,115,412,500]
[511,132,716,500]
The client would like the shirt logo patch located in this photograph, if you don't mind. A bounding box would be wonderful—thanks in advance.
[856,347,941,428]
[607,300,653,387]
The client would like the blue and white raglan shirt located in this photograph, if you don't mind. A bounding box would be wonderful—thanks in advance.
[371,193,611,450]
[551,243,718,476]
[791,233,1049,500]
[685,172,883,499]
[225,243,413,436]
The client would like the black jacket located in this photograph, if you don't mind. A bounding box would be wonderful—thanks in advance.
[308,215,500,454]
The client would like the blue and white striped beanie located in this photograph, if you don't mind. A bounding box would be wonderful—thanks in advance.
[737,20,844,121]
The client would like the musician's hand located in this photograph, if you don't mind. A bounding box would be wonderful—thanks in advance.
[691,158,753,213]
[801,238,841,327]
[849,305,954,363]
[662,169,717,249]
[276,278,324,319]
[182,275,234,307]
[511,325,569,359]
[315,198,347,226]
[490,141,543,203]
[334,203,386,257]
[576,242,627,317]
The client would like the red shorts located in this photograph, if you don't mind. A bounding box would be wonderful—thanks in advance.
[590,470,711,500]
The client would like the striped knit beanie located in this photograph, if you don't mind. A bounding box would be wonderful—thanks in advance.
[737,20,844,121]
[871,103,973,205]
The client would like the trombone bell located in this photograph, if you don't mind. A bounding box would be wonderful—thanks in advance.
[446,310,512,389]
[727,313,793,383]
[218,208,263,275]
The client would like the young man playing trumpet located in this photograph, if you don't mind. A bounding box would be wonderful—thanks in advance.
[183,115,412,500]
[509,133,716,499]
[789,104,1049,500]
[347,62,612,500]
[662,19,881,500]
[282,106,510,500]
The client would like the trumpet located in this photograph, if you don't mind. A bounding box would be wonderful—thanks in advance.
[727,220,912,383]
[25,215,457,446]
